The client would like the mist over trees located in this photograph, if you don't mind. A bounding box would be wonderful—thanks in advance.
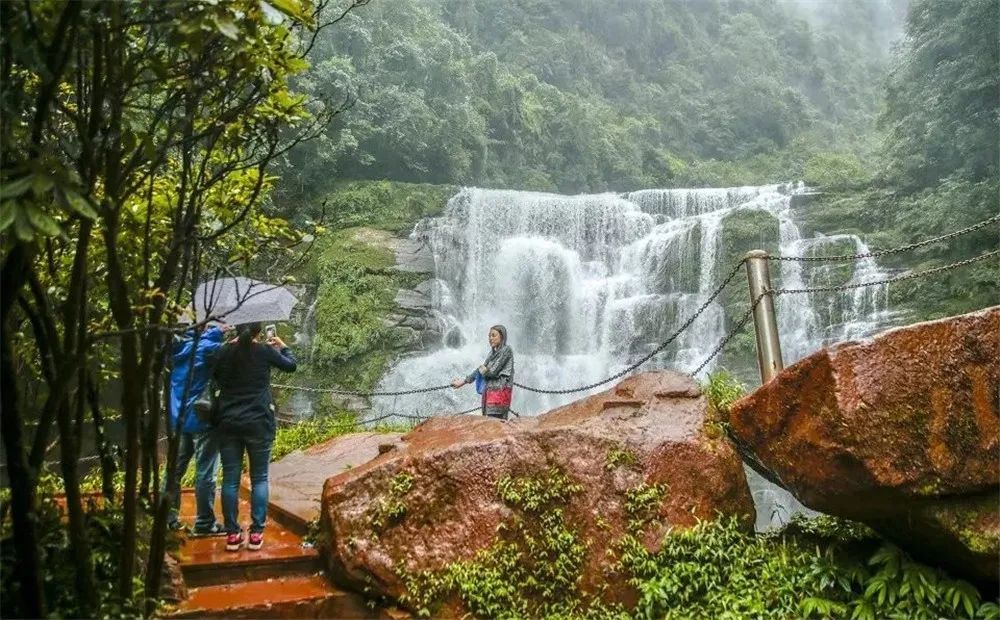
[277,0,910,198]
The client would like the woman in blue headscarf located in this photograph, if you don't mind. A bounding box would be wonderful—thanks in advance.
[451,325,514,420]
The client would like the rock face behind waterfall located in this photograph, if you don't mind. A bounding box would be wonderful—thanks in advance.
[320,371,754,613]
[729,306,1000,585]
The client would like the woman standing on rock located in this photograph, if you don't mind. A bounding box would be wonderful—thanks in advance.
[452,324,515,420]
[212,322,297,552]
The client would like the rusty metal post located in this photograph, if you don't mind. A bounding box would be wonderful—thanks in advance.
[745,250,784,383]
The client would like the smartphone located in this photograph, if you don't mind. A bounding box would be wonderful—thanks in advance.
[265,324,277,339]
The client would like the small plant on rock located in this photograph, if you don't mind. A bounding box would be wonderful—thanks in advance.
[702,370,746,420]
[370,472,415,529]
[624,483,667,525]
[401,467,625,618]
[605,446,639,471]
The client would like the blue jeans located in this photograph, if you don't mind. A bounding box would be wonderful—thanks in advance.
[219,431,272,534]
[164,430,220,530]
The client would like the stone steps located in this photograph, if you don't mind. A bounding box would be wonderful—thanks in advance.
[160,490,381,619]
[164,574,348,619]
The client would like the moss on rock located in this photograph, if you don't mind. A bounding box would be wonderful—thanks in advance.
[297,181,454,393]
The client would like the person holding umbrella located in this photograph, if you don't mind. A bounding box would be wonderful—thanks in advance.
[163,322,228,535]
[211,320,297,552]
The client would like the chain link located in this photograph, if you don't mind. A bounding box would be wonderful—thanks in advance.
[774,249,999,295]
[514,258,748,395]
[691,249,997,373]
[270,381,453,397]
[690,291,768,377]
[770,213,999,262]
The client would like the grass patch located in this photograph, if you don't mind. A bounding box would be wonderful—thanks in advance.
[702,370,747,421]
[271,410,360,461]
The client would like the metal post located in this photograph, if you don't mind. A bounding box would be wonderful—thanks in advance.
[744,250,784,383]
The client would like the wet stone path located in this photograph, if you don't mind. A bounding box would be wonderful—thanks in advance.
[160,488,389,618]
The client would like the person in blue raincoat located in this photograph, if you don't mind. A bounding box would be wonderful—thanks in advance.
[164,324,227,534]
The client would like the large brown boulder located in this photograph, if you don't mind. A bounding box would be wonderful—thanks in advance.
[320,371,753,615]
[729,306,1000,585]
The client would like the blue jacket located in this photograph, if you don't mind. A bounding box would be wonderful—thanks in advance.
[170,326,225,433]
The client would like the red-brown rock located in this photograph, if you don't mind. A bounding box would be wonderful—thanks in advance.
[269,431,404,527]
[320,371,753,613]
[729,306,1000,584]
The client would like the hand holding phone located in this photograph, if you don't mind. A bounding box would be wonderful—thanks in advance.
[265,324,277,339]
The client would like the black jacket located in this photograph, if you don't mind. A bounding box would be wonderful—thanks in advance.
[212,342,296,439]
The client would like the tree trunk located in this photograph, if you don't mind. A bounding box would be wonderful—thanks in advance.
[56,391,98,616]
[55,223,98,615]
[0,328,45,617]
[87,374,117,501]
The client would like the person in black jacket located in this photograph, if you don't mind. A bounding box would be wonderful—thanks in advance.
[212,322,296,551]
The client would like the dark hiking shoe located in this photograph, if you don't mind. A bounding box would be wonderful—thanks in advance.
[191,522,225,537]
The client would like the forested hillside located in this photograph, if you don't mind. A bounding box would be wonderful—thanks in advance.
[277,0,906,199]
[277,0,995,323]
[806,0,998,320]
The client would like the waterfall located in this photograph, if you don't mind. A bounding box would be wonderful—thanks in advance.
[373,183,897,530]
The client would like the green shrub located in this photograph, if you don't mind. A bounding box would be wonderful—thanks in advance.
[1,496,149,618]
[618,515,994,620]
[271,410,360,461]
[702,370,747,420]
[803,152,870,191]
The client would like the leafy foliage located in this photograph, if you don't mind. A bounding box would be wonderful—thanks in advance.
[370,472,416,530]
[796,0,998,324]
[0,0,343,614]
[0,497,153,618]
[605,446,639,471]
[879,0,998,191]
[702,371,747,419]
[401,468,623,619]
[624,483,667,526]
[618,515,995,620]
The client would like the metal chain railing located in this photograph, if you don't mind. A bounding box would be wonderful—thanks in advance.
[278,403,482,428]
[270,381,453,397]
[269,218,997,414]
[773,248,998,295]
[514,257,749,395]
[769,213,999,262]
[269,258,748,399]
[690,291,768,377]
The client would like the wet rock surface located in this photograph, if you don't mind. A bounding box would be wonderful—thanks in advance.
[319,371,754,611]
[270,432,405,525]
[729,306,1000,584]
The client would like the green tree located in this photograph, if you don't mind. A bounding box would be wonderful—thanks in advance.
[880,0,999,191]
[0,0,354,615]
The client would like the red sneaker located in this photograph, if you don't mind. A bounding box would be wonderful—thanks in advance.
[247,531,263,551]
[225,532,243,552]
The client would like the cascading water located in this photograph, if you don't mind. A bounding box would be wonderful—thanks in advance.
[374,183,898,529]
